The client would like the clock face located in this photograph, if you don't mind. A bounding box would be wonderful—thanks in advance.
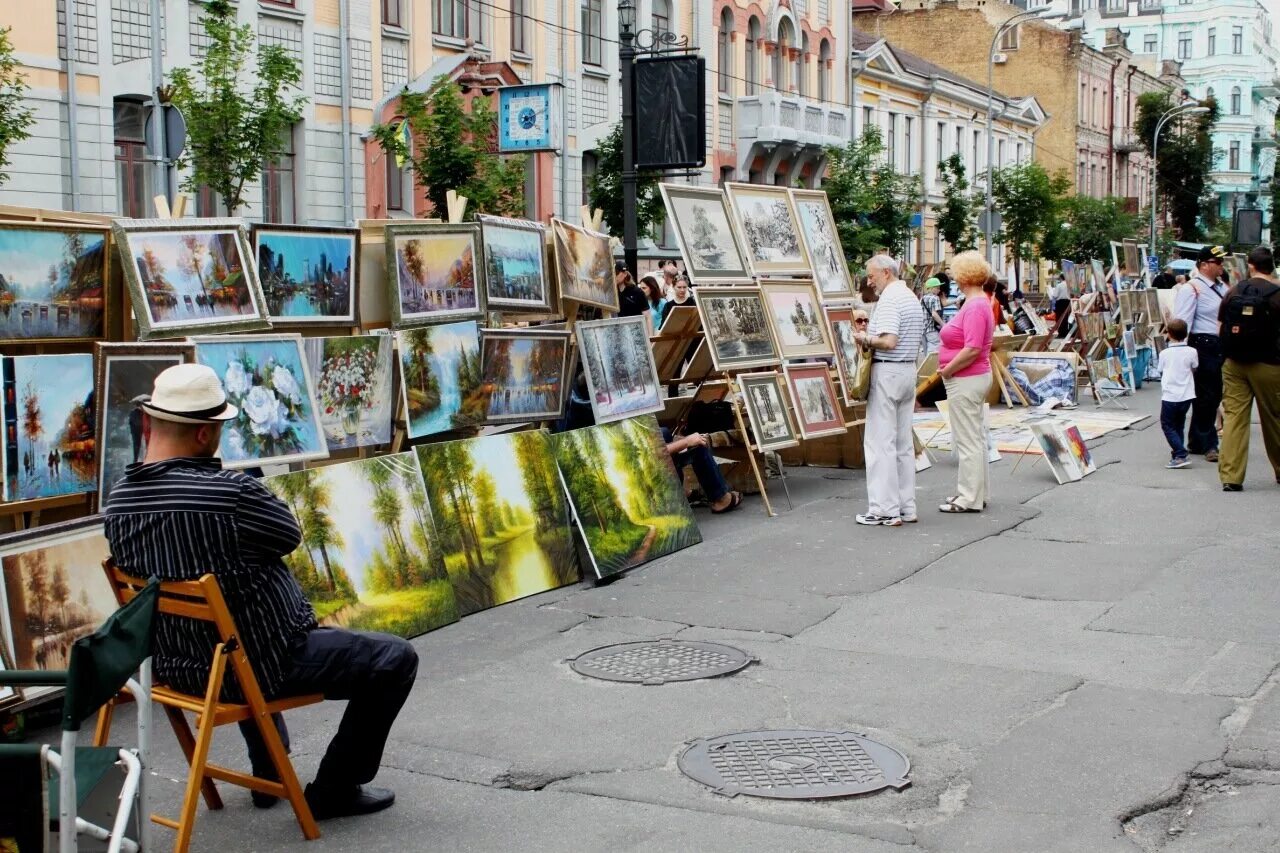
[518,106,538,129]
[499,87,556,151]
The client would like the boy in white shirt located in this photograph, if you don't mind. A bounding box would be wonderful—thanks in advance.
[1158,318,1199,469]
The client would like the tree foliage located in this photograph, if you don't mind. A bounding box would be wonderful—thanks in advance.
[823,128,923,264]
[1040,195,1142,263]
[1135,91,1219,241]
[991,162,1070,281]
[586,122,665,239]
[935,153,980,255]
[0,26,35,187]
[168,0,306,215]
[371,81,526,219]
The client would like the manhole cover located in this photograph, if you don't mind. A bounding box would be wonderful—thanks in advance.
[678,729,911,799]
[568,639,753,685]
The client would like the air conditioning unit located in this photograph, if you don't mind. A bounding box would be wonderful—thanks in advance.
[992,52,1010,64]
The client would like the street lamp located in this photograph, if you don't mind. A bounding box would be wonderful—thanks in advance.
[1150,103,1210,250]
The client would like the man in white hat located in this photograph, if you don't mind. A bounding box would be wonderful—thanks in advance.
[103,363,416,819]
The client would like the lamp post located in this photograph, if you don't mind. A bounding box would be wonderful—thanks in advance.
[618,0,639,276]
[1150,103,1210,249]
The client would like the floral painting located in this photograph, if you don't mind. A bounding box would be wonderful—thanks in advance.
[479,330,570,424]
[2,354,97,502]
[254,225,358,324]
[387,224,485,327]
[303,335,393,451]
[397,321,486,439]
[193,335,328,468]
[478,215,552,312]
[0,223,109,343]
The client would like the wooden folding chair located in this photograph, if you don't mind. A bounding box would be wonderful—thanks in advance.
[95,559,323,853]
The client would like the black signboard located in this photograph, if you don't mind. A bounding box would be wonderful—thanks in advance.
[633,55,707,171]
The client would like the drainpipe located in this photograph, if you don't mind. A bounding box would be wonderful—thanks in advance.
[558,0,568,220]
[1125,65,1137,196]
[150,0,167,209]
[339,0,354,224]
[919,89,929,263]
[66,49,79,211]
[1106,58,1117,196]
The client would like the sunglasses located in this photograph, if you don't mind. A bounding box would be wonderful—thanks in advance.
[855,318,870,325]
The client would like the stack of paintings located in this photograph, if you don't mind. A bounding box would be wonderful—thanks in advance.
[0,223,109,343]
[386,224,485,327]
[253,225,359,325]
[303,335,394,451]
[478,215,553,313]
[396,321,485,439]
[478,329,571,424]
[577,316,664,424]
[2,354,97,502]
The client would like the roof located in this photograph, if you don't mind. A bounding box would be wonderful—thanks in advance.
[851,30,1019,105]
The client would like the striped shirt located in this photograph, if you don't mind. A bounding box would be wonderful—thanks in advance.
[104,457,315,700]
[869,280,924,362]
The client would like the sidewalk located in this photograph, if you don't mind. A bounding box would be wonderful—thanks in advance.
[96,384,1280,851]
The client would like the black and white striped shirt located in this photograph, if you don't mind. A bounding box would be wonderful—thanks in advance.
[104,457,315,700]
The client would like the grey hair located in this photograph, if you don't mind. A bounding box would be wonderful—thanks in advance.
[867,254,899,277]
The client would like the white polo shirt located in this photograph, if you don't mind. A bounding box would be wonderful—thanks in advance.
[868,280,924,363]
[1158,343,1198,402]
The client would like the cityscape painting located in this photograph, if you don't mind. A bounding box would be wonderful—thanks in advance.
[478,215,552,312]
[303,334,394,451]
[658,184,751,285]
[0,223,109,343]
[387,223,485,327]
[479,329,571,424]
[576,316,664,425]
[724,183,811,277]
[254,225,359,324]
[396,321,485,439]
[551,219,618,312]
[2,354,97,503]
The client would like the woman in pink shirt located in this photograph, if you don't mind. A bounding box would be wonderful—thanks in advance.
[936,251,996,513]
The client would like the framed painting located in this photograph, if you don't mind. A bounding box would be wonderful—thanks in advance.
[1090,258,1107,291]
[724,182,811,277]
[252,224,359,325]
[694,286,781,371]
[552,415,701,580]
[1226,253,1249,285]
[0,641,19,710]
[577,315,664,424]
[385,223,485,327]
[0,517,116,699]
[191,334,329,468]
[790,189,854,299]
[760,280,835,359]
[2,353,97,503]
[657,184,751,285]
[783,363,845,440]
[1109,241,1127,285]
[737,371,800,452]
[477,215,553,313]
[825,305,866,406]
[416,430,580,615]
[0,222,109,344]
[396,321,486,439]
[551,219,618,312]
[263,452,460,638]
[94,343,194,508]
[478,328,571,424]
[112,218,270,339]
[303,334,394,451]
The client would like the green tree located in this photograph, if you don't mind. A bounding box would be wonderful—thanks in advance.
[824,128,923,264]
[0,26,35,187]
[991,162,1070,284]
[300,474,344,594]
[168,0,305,214]
[935,153,980,255]
[1135,91,1219,241]
[1040,195,1141,263]
[586,121,665,239]
[371,81,525,219]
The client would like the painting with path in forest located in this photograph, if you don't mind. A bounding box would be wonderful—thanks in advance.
[304,335,394,451]
[416,430,579,616]
[0,223,108,343]
[396,321,485,439]
[479,330,571,424]
[254,225,358,324]
[264,453,459,639]
[553,415,702,580]
[387,224,484,327]
[2,354,97,502]
[478,215,552,312]
[576,315,664,424]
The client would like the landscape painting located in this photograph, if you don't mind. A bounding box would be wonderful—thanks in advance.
[192,335,328,468]
[0,223,108,343]
[695,286,780,371]
[1030,421,1084,484]
[0,519,115,694]
[553,415,702,580]
[254,225,358,324]
[826,305,866,405]
[552,219,618,312]
[577,316,664,424]
[94,343,192,507]
[303,335,393,451]
[387,224,485,327]
[658,184,751,285]
[113,219,270,339]
[724,183,811,276]
[264,453,459,639]
[478,215,552,312]
[791,190,853,298]
[416,430,579,616]
[479,330,571,424]
[760,280,835,359]
[396,321,485,439]
[2,354,97,503]
[738,372,799,452]
[784,363,845,439]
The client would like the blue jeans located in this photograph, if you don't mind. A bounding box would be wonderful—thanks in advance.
[1160,399,1193,460]
[661,428,730,503]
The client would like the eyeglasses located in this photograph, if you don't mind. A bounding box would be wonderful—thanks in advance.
[854,318,870,326]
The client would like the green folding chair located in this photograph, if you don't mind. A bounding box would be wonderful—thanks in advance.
[0,579,159,853]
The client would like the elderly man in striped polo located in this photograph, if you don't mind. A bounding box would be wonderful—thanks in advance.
[853,254,925,527]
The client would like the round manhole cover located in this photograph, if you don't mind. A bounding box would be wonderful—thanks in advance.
[568,639,753,685]
[678,729,911,799]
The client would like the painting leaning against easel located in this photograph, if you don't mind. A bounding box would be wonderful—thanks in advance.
[303,334,394,451]
[0,222,109,344]
[2,353,97,503]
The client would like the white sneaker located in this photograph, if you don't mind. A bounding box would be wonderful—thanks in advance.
[1166,458,1191,469]
[856,513,902,527]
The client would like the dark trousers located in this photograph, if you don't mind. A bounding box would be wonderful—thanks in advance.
[661,428,730,503]
[1160,399,1193,460]
[1187,334,1223,453]
[1054,299,1071,338]
[239,627,418,791]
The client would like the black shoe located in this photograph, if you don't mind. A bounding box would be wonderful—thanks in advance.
[1223,483,1243,492]
[304,783,396,820]
[251,767,280,809]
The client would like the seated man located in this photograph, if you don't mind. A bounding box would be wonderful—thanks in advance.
[662,429,742,514]
[103,364,417,819]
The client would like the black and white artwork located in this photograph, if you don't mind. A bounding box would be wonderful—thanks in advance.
[658,184,751,284]
[725,183,811,277]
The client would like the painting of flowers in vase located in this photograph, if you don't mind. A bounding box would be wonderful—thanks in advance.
[303,335,393,451]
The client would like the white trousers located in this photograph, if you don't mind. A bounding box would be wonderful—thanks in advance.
[942,372,992,510]
[864,361,918,518]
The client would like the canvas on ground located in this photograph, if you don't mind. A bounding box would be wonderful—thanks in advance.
[577,315,664,424]
[760,280,835,359]
[791,190,853,298]
[738,372,799,452]
[479,329,571,424]
[695,287,780,371]
[416,430,580,616]
[0,223,108,343]
[254,225,358,324]
[264,452,459,639]
[553,415,702,580]
[1064,425,1096,475]
[478,215,552,312]
[657,184,751,284]
[386,224,484,327]
[397,321,485,439]
[1030,421,1084,484]
[551,219,619,312]
[2,353,97,503]
[303,335,393,451]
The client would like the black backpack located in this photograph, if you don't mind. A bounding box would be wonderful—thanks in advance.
[1221,278,1280,364]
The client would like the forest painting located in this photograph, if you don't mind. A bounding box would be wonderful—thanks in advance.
[397,321,485,438]
[387,225,484,327]
[724,183,811,276]
[264,453,459,639]
[416,431,579,616]
[553,415,702,579]
[479,330,570,423]
[304,335,393,451]
[2,354,97,502]
[254,226,358,324]
[695,287,780,371]
[658,184,750,284]
[0,223,108,343]
[760,281,834,359]
[791,190,853,298]
[577,316,664,424]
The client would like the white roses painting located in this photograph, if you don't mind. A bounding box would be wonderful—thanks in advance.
[192,335,329,468]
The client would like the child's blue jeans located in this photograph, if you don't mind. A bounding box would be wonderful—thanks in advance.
[1161,399,1193,460]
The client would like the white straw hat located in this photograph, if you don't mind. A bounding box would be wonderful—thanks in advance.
[142,363,238,424]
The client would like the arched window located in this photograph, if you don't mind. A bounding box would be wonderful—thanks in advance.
[1206,86,1215,102]
[746,16,760,94]
[718,7,733,94]
[1230,85,1242,115]
[774,18,795,91]
[818,39,830,102]
[652,0,669,41]
[799,33,809,97]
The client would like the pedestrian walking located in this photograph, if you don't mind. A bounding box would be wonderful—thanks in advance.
[1172,245,1230,461]
[920,277,944,355]
[1050,274,1072,338]
[1217,245,1280,491]
[1157,319,1197,469]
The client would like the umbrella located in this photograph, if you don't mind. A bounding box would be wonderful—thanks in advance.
[1169,259,1196,272]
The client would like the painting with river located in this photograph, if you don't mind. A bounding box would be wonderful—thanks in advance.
[417,430,579,616]
[2,354,97,502]
[0,223,108,343]
[254,226,358,324]
[397,322,486,438]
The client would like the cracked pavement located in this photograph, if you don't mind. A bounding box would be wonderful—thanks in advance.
[72,383,1280,851]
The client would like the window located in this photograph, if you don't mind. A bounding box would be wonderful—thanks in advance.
[1016,141,1024,163]
[1000,23,1019,51]
[434,0,485,41]
[955,125,963,161]
[262,129,296,224]
[887,113,897,168]
[718,8,733,94]
[1089,163,1096,197]
[1229,140,1240,170]
[1207,27,1216,55]
[651,0,669,41]
[382,0,403,27]
[935,122,945,177]
[511,0,530,54]
[997,138,1005,167]
[1144,33,1157,52]
[1233,25,1243,54]
[798,33,808,97]
[817,39,830,102]
[1077,160,1085,190]
[581,0,603,66]
[1080,80,1088,121]
[114,98,153,218]
[1231,86,1242,115]
[719,165,734,186]
[774,18,795,91]
[1206,86,1215,101]
[386,129,406,212]
[904,116,914,173]
[745,17,760,94]
[972,129,980,174]
[581,151,598,208]
[862,105,873,134]
[196,187,223,217]
[1177,30,1191,59]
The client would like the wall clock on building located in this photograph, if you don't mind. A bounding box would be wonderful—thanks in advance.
[498,84,562,152]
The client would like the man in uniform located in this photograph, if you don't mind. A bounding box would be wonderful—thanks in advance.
[1172,245,1230,461]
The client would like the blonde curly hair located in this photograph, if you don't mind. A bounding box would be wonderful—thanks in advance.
[950,250,991,290]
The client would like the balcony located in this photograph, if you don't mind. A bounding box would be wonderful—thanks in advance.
[735,91,850,153]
